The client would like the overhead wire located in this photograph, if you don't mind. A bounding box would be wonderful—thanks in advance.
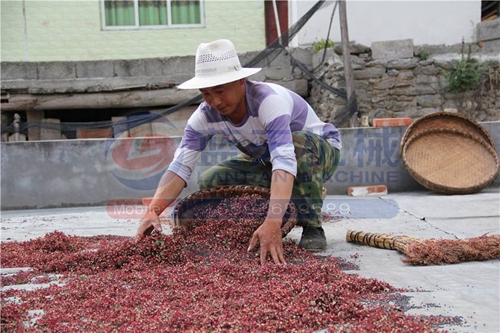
[312,0,338,74]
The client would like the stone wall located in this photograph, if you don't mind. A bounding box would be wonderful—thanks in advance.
[309,47,500,127]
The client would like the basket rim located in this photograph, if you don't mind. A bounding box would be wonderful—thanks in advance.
[400,112,496,152]
[402,127,500,194]
[172,185,298,237]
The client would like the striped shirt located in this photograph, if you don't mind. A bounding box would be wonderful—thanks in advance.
[168,80,341,183]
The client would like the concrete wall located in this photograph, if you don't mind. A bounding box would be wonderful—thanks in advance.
[2,122,499,210]
[477,18,500,52]
[1,0,265,61]
[0,47,312,96]
[290,0,481,48]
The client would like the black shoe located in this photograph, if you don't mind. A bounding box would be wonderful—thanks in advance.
[298,227,327,252]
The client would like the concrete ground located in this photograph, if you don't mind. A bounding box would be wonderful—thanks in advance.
[1,187,499,332]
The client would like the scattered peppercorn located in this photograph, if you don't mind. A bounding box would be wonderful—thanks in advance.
[1,194,460,331]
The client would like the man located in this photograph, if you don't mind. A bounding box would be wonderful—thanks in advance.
[136,39,341,264]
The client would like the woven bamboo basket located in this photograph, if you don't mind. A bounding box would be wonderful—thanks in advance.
[400,112,495,155]
[402,128,499,194]
[173,185,298,238]
[346,229,500,265]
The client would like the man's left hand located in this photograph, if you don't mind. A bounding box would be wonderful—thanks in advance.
[248,219,285,264]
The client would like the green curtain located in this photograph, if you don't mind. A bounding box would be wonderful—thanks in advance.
[138,0,168,25]
[171,0,201,25]
[104,0,136,26]
[104,0,201,27]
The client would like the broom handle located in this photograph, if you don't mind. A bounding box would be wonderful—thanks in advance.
[346,230,417,252]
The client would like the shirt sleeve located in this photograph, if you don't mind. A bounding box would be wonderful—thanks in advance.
[258,94,297,177]
[167,110,212,183]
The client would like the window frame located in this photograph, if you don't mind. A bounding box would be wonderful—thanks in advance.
[101,0,205,30]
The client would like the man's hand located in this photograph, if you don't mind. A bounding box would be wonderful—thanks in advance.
[135,210,162,242]
[248,219,285,264]
[134,171,186,242]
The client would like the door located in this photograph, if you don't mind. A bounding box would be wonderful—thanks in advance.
[264,0,289,46]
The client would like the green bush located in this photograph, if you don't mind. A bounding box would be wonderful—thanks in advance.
[312,39,334,55]
[445,40,484,93]
[419,49,429,61]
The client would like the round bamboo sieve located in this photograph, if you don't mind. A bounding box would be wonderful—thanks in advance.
[400,112,496,155]
[402,128,499,194]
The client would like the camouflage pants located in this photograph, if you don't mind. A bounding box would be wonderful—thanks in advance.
[198,131,340,227]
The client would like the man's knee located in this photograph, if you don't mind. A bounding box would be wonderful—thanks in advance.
[198,168,245,189]
[197,170,209,189]
[197,169,221,189]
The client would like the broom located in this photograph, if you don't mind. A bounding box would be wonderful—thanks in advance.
[346,230,500,265]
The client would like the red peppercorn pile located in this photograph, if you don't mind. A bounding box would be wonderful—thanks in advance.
[1,194,459,332]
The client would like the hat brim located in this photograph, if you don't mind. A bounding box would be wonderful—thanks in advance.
[177,68,262,90]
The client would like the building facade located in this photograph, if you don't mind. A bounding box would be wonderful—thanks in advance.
[1,0,266,61]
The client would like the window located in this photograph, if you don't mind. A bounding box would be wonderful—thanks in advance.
[102,0,204,29]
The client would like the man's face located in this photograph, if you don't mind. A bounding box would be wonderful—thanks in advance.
[200,79,246,117]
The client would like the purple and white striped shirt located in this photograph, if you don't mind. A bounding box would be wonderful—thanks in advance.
[168,80,341,183]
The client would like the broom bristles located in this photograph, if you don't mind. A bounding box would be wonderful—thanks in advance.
[346,230,500,266]
[403,235,500,265]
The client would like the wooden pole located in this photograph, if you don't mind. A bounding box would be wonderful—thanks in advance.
[26,110,44,140]
[1,80,308,112]
[338,0,358,125]
[271,0,282,46]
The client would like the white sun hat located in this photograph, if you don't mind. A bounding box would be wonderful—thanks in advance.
[177,39,262,90]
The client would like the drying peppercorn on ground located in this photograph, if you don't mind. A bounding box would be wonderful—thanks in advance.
[1,188,499,332]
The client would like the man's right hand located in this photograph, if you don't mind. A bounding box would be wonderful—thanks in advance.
[135,210,162,242]
[133,172,186,242]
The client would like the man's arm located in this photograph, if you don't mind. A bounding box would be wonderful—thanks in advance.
[248,169,294,264]
[135,171,186,239]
